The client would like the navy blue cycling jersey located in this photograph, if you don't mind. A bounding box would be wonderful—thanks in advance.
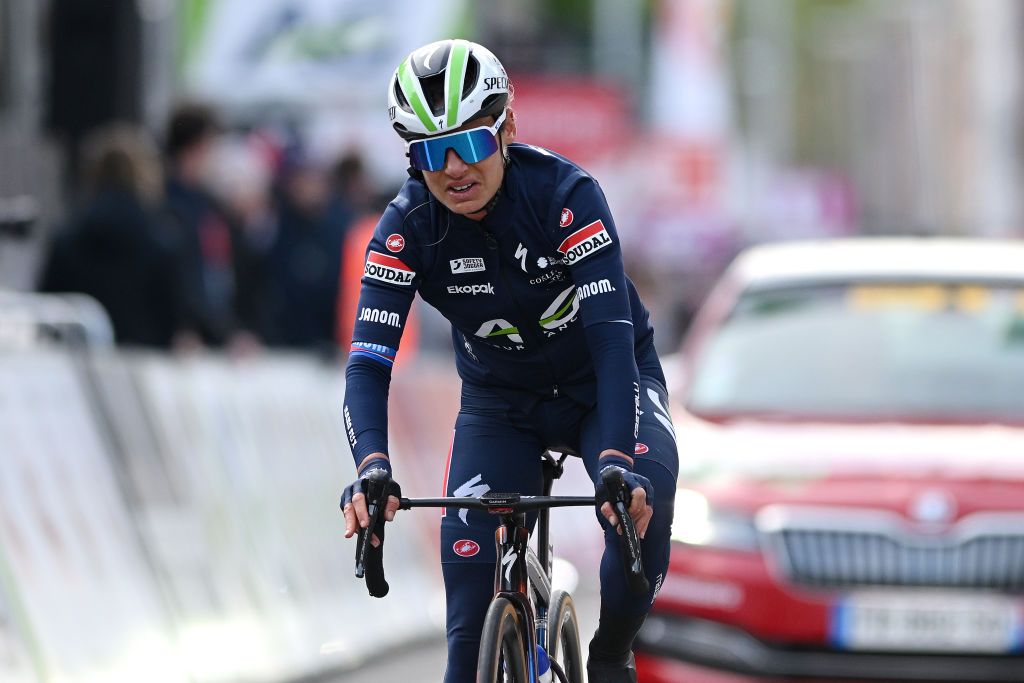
[344,143,663,465]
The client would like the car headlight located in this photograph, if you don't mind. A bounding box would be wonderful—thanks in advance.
[670,488,760,551]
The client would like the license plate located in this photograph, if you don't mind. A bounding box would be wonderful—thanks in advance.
[832,591,1023,653]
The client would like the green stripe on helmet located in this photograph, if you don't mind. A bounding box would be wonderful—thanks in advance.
[398,58,438,133]
[445,40,470,128]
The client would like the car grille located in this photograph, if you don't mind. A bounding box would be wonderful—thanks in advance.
[758,506,1024,591]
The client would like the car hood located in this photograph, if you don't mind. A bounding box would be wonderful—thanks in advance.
[674,409,1024,515]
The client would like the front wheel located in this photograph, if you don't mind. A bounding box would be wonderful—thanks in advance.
[477,596,530,682]
[547,589,584,683]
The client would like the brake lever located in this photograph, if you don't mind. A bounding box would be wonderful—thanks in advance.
[353,469,393,597]
[601,468,650,596]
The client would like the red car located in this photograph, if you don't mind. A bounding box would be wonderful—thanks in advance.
[636,239,1024,683]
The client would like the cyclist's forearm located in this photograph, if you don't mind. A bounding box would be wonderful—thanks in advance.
[584,319,641,458]
[344,354,393,466]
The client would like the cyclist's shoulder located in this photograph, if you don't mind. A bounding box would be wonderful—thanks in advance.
[373,179,436,241]
[508,143,593,185]
[507,143,604,215]
[384,177,434,221]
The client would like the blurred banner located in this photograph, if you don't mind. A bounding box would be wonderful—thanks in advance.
[511,76,630,168]
[182,0,467,106]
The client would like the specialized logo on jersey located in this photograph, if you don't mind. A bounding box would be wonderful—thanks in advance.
[453,539,481,557]
[447,283,495,295]
[450,257,486,274]
[576,278,616,302]
[453,474,490,524]
[557,219,613,265]
[358,307,402,327]
[559,208,574,228]
[514,243,529,272]
[385,233,405,253]
[364,251,415,286]
[635,442,649,455]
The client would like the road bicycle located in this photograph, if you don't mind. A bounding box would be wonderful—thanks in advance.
[353,451,648,683]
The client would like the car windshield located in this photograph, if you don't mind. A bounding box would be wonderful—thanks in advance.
[687,281,1024,422]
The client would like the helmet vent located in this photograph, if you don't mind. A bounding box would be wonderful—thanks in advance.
[419,72,447,117]
[462,56,480,98]
[393,80,411,112]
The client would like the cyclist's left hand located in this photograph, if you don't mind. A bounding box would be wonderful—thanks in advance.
[341,457,401,547]
[596,461,654,539]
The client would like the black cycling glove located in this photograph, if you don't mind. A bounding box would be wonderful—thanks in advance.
[595,455,654,511]
[341,458,402,598]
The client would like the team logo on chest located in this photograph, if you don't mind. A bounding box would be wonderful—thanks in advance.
[557,219,612,265]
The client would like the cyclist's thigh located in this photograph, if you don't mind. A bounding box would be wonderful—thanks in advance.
[579,376,679,612]
[441,386,546,565]
[579,375,679,484]
[440,387,546,683]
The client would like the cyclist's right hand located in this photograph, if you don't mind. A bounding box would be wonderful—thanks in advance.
[341,455,401,547]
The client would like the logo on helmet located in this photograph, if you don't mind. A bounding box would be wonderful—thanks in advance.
[484,76,509,91]
[388,106,396,121]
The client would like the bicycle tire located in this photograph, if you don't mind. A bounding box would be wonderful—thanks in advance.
[477,596,530,682]
[547,589,584,683]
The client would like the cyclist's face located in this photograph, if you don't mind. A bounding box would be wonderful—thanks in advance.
[421,112,516,221]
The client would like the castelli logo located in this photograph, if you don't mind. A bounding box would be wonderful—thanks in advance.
[386,234,405,253]
[453,540,481,557]
[635,442,649,455]
[559,208,574,228]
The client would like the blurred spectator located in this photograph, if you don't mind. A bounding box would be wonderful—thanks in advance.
[202,133,279,342]
[328,150,376,220]
[162,103,263,351]
[262,146,353,352]
[38,124,186,347]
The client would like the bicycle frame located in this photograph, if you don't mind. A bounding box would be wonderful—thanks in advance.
[491,452,563,652]
[359,452,647,682]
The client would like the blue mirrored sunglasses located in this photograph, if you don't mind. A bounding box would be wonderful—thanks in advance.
[407,110,507,172]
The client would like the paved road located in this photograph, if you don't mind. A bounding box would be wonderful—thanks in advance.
[335,585,601,682]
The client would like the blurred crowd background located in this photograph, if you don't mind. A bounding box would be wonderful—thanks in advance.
[2,0,1020,358]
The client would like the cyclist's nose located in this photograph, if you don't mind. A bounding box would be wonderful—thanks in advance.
[444,148,469,176]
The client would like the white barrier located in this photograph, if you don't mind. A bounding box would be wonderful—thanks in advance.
[0,351,185,683]
[0,348,605,682]
[0,350,446,683]
[113,353,445,680]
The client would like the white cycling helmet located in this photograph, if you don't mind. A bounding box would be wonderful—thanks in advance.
[388,39,510,141]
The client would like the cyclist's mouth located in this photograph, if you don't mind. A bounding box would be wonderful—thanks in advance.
[448,182,477,199]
